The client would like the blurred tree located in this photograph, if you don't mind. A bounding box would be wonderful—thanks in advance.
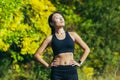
[75,0,120,74]
[0,0,56,65]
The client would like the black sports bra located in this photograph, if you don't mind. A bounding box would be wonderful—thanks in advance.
[51,32,74,56]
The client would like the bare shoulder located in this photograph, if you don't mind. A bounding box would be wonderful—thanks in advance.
[68,31,79,41]
[68,31,80,37]
[45,35,53,42]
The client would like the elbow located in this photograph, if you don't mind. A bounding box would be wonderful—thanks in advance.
[88,48,90,53]
[85,47,90,54]
[34,52,42,59]
[87,47,90,54]
[34,53,39,59]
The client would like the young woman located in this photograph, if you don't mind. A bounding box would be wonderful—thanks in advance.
[34,12,90,80]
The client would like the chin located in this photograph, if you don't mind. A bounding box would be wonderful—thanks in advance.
[56,26,64,28]
[62,23,65,26]
[56,23,65,28]
[56,24,64,27]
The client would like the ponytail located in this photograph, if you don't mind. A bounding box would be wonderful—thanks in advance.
[48,13,55,34]
[51,27,55,34]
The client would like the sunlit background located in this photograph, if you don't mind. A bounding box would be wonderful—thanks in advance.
[0,0,120,80]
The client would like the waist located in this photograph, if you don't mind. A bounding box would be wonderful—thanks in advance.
[54,52,74,59]
[51,65,76,70]
[51,53,75,66]
[54,50,74,56]
[51,65,77,75]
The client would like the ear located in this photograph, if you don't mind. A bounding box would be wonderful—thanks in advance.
[50,22,54,26]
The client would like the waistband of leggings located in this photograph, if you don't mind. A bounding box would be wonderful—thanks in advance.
[51,65,76,70]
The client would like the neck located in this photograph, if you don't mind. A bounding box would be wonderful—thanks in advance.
[55,27,65,34]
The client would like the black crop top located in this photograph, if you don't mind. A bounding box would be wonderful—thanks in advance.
[51,32,74,56]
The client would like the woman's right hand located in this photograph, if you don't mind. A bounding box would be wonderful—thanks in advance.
[50,60,60,67]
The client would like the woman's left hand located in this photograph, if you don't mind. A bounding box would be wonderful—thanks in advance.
[71,60,81,67]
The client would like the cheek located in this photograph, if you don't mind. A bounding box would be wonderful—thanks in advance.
[53,20,60,25]
[53,19,57,23]
[55,19,60,23]
[52,21,58,26]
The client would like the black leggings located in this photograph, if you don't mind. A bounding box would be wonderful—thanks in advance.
[50,65,78,80]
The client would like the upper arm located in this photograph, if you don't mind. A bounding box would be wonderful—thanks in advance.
[72,32,89,50]
[35,35,52,55]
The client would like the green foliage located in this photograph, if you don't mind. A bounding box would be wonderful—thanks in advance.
[0,0,120,79]
[0,0,56,79]
[0,53,12,78]
[75,0,120,74]
[0,0,56,63]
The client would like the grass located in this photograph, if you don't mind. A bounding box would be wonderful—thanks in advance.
[77,68,120,80]
[0,66,120,80]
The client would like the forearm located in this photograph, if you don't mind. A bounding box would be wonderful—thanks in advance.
[79,48,90,62]
[35,54,49,68]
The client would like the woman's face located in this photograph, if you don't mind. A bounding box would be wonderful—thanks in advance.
[52,13,65,28]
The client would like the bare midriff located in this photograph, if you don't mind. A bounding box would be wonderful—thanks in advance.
[51,52,76,66]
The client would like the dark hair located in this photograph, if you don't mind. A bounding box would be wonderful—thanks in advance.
[48,12,63,34]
